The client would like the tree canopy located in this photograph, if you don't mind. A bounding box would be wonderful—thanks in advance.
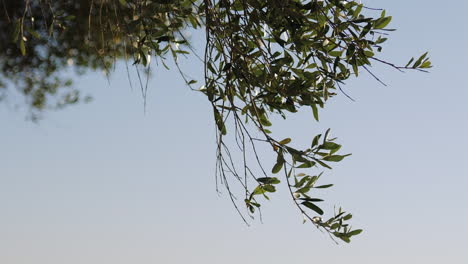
[0,0,431,243]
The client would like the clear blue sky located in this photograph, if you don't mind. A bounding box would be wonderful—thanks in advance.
[1,1,467,263]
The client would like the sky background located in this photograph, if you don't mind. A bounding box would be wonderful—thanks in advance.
[1,0,467,263]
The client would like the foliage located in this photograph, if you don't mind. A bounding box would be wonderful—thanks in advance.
[0,0,200,118]
[0,0,431,243]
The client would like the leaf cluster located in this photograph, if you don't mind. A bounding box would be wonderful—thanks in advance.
[0,0,431,243]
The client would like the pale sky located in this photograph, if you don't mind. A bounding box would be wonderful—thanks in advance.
[1,1,467,263]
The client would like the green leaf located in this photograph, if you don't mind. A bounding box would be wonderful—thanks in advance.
[323,154,351,162]
[314,184,333,189]
[294,176,310,188]
[315,159,332,169]
[359,23,373,38]
[413,52,428,68]
[257,177,280,184]
[252,186,266,195]
[305,175,320,187]
[352,18,373,24]
[311,104,319,121]
[140,50,148,66]
[279,138,292,145]
[300,198,324,202]
[213,108,227,135]
[353,4,363,18]
[302,201,324,215]
[405,57,415,67]
[329,50,343,57]
[297,161,315,169]
[343,214,353,220]
[321,142,341,150]
[19,39,26,56]
[420,61,432,68]
[364,50,374,57]
[262,184,276,193]
[352,60,359,76]
[271,161,283,174]
[296,187,311,194]
[374,16,392,29]
[348,229,363,237]
[338,235,351,243]
[259,116,272,127]
[323,128,331,143]
[311,134,321,148]
[316,151,330,157]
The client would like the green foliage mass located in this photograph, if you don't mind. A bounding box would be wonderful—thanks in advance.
[1,0,431,243]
